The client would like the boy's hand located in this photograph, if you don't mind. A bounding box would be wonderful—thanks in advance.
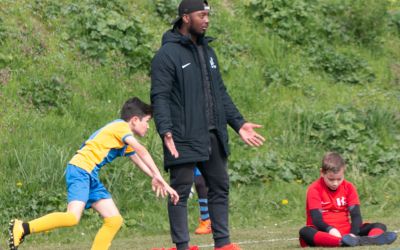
[164,132,179,158]
[151,175,179,205]
[239,122,265,147]
[329,228,342,238]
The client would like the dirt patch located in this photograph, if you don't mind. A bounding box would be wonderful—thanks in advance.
[0,67,11,85]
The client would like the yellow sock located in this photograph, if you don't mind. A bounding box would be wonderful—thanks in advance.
[28,212,78,233]
[91,215,123,250]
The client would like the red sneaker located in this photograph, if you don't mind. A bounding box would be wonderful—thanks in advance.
[214,243,241,250]
[151,246,199,250]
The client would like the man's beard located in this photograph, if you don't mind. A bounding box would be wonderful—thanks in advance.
[189,24,206,38]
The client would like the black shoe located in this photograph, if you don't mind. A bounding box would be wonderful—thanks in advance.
[359,231,397,246]
[341,234,360,247]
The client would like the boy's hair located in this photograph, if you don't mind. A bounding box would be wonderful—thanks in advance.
[120,97,152,121]
[321,152,346,174]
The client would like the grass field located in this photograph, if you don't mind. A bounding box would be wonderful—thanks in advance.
[4,217,399,249]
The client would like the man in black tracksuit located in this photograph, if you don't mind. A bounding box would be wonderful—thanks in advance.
[150,1,265,250]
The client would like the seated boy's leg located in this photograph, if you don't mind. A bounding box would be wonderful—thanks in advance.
[91,199,123,250]
[359,223,386,236]
[299,226,342,247]
[357,222,397,246]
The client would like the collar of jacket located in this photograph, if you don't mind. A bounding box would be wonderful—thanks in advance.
[173,27,215,46]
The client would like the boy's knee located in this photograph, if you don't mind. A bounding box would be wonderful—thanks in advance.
[299,226,309,237]
[65,212,80,227]
[372,223,387,231]
[104,215,123,229]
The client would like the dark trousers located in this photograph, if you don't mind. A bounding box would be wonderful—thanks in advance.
[168,132,230,249]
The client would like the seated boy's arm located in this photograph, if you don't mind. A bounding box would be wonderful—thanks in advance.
[310,209,334,232]
[349,205,362,235]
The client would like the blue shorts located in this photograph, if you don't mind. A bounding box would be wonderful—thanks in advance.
[65,164,111,209]
[194,167,202,177]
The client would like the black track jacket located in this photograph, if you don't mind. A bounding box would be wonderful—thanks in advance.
[151,28,245,168]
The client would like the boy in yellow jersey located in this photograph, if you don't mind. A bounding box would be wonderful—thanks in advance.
[8,97,179,250]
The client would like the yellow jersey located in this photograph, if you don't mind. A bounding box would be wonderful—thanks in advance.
[69,119,135,175]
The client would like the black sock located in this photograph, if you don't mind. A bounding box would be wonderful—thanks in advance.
[22,223,30,235]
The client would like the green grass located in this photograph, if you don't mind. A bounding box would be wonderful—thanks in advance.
[3,216,399,249]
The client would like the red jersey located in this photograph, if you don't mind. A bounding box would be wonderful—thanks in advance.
[306,177,360,235]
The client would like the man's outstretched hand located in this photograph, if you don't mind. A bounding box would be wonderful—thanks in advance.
[239,122,265,147]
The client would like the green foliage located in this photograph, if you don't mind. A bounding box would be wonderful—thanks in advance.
[319,0,389,46]
[19,76,72,114]
[389,10,400,34]
[154,0,180,23]
[0,186,65,221]
[0,17,7,45]
[307,106,400,175]
[67,0,152,71]
[263,64,304,87]
[30,0,63,21]
[229,151,316,184]
[307,46,375,84]
[247,0,390,46]
[246,0,316,45]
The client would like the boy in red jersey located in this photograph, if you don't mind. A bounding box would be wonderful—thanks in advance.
[299,152,397,247]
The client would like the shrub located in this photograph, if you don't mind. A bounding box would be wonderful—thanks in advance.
[307,106,400,175]
[319,0,389,46]
[67,0,152,71]
[247,0,390,47]
[19,76,72,114]
[0,17,7,45]
[30,0,63,21]
[389,10,400,34]
[246,0,317,45]
[154,0,180,23]
[307,46,375,84]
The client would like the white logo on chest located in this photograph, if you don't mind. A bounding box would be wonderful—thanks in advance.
[209,57,217,69]
[336,197,347,206]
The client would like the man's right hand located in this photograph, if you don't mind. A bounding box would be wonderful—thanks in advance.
[164,132,179,158]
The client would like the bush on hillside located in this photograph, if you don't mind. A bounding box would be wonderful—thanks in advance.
[389,10,400,34]
[0,17,7,45]
[319,0,389,46]
[66,0,152,71]
[246,0,317,45]
[154,0,180,23]
[19,76,72,114]
[307,46,375,84]
[247,0,390,46]
[308,106,400,176]
[30,0,63,21]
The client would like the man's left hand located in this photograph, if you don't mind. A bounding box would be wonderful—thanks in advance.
[239,122,265,147]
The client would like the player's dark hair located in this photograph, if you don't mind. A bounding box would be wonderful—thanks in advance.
[120,97,152,122]
[321,152,346,173]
